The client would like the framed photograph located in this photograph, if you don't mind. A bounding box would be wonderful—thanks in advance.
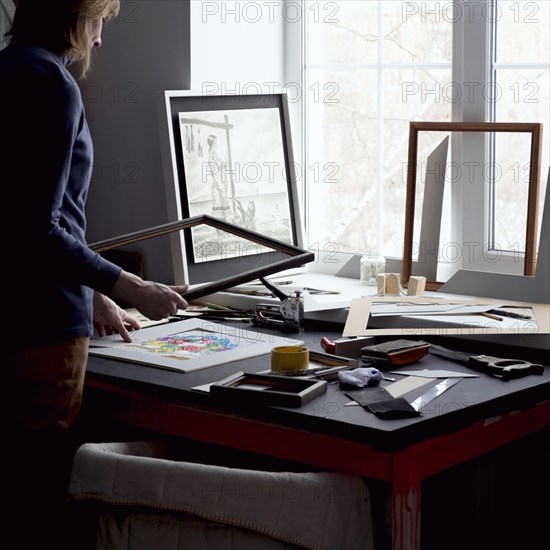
[158,90,305,286]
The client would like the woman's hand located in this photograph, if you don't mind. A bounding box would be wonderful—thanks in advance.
[93,292,141,343]
[110,271,189,321]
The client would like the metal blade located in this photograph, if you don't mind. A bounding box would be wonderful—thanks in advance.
[429,344,473,365]
[410,377,463,412]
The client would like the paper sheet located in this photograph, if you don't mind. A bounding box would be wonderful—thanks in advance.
[384,376,435,397]
[369,303,502,316]
[345,376,433,406]
[343,296,548,337]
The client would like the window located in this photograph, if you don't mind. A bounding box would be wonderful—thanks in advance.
[490,1,549,253]
[295,0,549,277]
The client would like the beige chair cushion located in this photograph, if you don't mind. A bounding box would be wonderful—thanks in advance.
[68,441,375,550]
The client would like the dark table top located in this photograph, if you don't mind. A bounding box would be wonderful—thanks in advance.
[86,321,550,453]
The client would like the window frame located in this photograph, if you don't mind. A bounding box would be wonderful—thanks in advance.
[287,0,546,277]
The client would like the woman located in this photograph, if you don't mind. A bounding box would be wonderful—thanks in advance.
[0,1,188,545]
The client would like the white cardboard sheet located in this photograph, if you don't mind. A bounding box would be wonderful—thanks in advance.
[343,296,548,337]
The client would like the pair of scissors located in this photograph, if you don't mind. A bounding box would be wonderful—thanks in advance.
[429,344,544,381]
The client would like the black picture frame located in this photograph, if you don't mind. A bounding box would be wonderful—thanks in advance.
[90,215,314,303]
[157,90,304,286]
[209,371,327,408]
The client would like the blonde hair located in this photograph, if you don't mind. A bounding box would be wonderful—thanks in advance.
[10,0,120,79]
[67,0,120,78]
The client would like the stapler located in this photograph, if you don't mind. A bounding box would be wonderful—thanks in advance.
[252,277,303,333]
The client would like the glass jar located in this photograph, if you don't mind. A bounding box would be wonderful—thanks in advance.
[360,250,386,286]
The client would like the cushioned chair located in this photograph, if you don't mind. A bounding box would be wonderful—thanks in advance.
[68,441,376,550]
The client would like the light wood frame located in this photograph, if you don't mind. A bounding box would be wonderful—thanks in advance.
[90,215,314,302]
[403,121,543,289]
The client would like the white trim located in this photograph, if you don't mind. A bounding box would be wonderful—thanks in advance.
[156,91,188,285]
[0,0,16,50]
[283,0,305,231]
[453,0,494,273]
[0,0,16,19]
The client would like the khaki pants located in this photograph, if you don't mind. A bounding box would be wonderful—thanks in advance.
[4,337,89,548]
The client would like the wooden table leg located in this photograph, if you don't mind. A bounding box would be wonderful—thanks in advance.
[392,450,421,550]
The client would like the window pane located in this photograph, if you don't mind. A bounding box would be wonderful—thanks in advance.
[493,133,532,251]
[496,1,550,64]
[304,1,452,257]
[383,1,452,64]
[306,1,378,65]
[493,0,550,254]
[306,69,379,253]
[493,69,549,252]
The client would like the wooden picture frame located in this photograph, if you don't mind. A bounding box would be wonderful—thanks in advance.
[209,371,327,408]
[403,121,543,289]
[258,349,359,379]
[90,215,314,302]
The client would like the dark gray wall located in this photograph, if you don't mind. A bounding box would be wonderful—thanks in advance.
[82,1,191,283]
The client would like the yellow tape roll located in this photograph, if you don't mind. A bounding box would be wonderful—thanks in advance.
[271,346,310,373]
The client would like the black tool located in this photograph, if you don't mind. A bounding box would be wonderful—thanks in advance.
[251,277,303,333]
[429,344,544,381]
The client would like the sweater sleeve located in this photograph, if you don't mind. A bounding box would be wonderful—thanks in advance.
[5,50,121,294]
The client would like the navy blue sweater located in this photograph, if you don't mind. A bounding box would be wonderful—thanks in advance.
[0,44,121,346]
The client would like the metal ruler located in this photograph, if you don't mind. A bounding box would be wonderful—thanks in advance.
[410,377,463,412]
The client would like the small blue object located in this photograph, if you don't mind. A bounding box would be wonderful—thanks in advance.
[338,367,384,388]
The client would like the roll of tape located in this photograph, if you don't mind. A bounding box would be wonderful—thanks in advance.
[271,345,310,373]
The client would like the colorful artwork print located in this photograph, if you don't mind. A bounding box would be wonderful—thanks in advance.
[126,331,247,362]
[89,319,305,373]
